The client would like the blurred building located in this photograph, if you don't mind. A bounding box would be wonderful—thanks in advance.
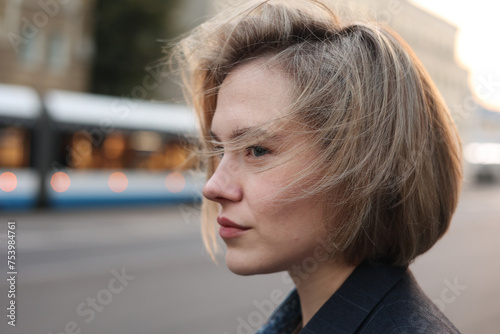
[0,0,95,93]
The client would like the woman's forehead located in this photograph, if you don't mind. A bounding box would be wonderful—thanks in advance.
[212,59,296,138]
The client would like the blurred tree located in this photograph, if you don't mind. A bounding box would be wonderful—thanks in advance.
[90,0,181,99]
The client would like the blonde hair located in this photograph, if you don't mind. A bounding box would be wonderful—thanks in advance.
[171,0,462,266]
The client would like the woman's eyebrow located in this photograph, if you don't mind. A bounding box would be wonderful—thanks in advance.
[210,127,283,142]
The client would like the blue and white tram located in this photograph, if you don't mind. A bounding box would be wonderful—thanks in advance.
[43,90,203,208]
[0,84,42,209]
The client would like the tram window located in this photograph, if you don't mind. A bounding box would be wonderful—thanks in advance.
[0,127,30,168]
[130,131,162,152]
[69,131,93,169]
[102,132,126,169]
[62,129,195,171]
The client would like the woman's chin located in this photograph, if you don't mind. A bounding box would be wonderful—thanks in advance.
[225,252,284,276]
[225,254,260,276]
[227,264,257,276]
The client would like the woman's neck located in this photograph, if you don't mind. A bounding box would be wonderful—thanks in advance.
[289,259,357,327]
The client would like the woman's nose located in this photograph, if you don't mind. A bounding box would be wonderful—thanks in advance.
[202,158,243,203]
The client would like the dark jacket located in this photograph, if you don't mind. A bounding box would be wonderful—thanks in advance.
[257,261,460,333]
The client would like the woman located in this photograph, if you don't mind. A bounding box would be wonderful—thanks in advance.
[172,0,462,332]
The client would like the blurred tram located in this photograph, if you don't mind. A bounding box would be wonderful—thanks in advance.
[0,84,203,210]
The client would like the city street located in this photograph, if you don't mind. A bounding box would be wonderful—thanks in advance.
[0,184,499,334]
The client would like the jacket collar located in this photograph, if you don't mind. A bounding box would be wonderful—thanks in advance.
[301,261,407,334]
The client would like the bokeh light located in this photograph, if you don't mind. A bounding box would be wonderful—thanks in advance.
[165,172,185,193]
[0,172,17,192]
[50,172,71,193]
[108,172,128,193]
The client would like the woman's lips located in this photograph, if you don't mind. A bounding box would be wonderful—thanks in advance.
[217,216,250,239]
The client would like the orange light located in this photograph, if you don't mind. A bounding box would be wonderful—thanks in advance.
[108,172,128,193]
[50,172,71,193]
[0,172,17,192]
[165,172,185,193]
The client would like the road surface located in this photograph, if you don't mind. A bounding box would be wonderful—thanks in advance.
[0,184,499,333]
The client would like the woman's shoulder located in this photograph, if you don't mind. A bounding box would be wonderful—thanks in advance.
[301,261,461,334]
[259,262,461,334]
[356,267,461,334]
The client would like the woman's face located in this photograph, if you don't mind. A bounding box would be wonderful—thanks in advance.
[202,59,327,276]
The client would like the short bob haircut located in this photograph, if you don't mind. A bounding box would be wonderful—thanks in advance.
[172,0,462,267]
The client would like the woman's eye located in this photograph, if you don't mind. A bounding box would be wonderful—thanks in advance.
[248,146,269,157]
